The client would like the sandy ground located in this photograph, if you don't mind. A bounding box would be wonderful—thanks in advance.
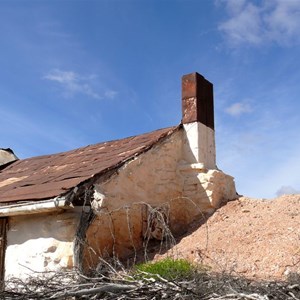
[157,195,300,281]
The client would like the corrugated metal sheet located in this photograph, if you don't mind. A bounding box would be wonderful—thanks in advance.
[0,126,178,203]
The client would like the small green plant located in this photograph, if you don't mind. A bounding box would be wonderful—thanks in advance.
[133,258,198,281]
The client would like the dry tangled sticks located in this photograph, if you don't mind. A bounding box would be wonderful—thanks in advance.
[2,266,300,299]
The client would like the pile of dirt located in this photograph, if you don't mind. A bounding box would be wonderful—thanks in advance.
[157,195,300,281]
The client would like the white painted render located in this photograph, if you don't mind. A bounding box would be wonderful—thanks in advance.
[183,122,216,169]
[5,209,81,281]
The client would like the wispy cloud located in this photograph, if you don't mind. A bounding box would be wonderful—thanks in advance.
[104,90,118,99]
[225,102,253,116]
[218,0,300,47]
[44,69,101,99]
[44,69,118,100]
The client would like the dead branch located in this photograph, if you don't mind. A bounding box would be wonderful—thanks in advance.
[50,283,137,299]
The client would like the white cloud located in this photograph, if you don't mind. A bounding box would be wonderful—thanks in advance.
[104,90,118,99]
[265,0,300,45]
[219,2,262,46]
[221,0,247,15]
[225,102,253,116]
[276,185,300,197]
[44,69,101,99]
[44,69,117,100]
[44,69,78,84]
[218,0,300,47]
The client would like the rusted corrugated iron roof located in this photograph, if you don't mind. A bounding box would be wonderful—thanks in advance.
[0,126,178,203]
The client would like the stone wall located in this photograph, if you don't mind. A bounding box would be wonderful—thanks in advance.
[179,163,237,214]
[83,130,183,271]
[82,128,236,271]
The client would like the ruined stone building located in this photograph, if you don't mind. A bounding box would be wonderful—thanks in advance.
[0,72,236,282]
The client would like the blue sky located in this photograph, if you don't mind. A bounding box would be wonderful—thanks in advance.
[1,0,299,199]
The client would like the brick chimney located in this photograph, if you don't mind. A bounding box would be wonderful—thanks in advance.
[0,148,18,167]
[181,72,216,169]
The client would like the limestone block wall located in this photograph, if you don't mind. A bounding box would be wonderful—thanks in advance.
[83,130,184,270]
[82,128,236,271]
[5,208,81,281]
[82,203,145,272]
[96,130,184,211]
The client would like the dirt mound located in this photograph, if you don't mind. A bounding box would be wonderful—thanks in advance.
[157,195,300,281]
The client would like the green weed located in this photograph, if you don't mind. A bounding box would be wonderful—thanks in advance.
[133,258,200,281]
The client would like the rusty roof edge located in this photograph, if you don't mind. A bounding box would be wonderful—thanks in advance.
[63,124,182,200]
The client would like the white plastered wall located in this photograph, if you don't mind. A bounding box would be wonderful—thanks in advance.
[5,208,81,281]
[182,122,216,169]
